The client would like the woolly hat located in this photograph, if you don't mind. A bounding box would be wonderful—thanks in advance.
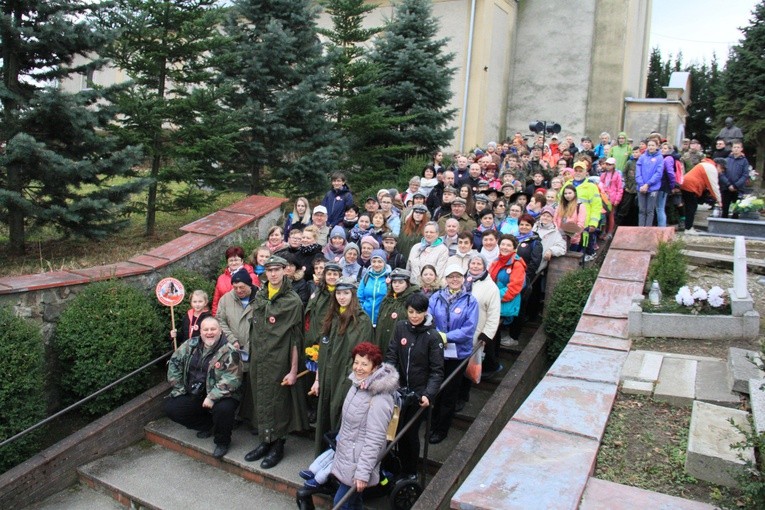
[371,249,388,262]
[343,242,360,256]
[330,225,347,240]
[540,206,556,218]
[231,269,253,287]
[360,235,380,250]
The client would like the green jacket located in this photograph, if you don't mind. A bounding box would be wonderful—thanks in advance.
[608,132,631,171]
[168,336,243,401]
[249,278,307,443]
[373,284,421,353]
[305,285,332,348]
[314,308,373,455]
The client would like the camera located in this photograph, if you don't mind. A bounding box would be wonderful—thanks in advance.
[188,381,205,397]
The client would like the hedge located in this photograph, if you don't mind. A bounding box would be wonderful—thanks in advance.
[542,267,599,360]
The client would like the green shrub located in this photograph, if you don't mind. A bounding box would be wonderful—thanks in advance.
[0,307,46,472]
[543,267,599,360]
[647,240,687,296]
[54,280,164,415]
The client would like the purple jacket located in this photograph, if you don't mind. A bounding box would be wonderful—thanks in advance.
[428,289,478,360]
[660,155,678,192]
[636,150,664,193]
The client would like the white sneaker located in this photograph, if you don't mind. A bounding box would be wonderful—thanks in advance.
[500,336,518,348]
[584,254,596,262]
[684,228,698,235]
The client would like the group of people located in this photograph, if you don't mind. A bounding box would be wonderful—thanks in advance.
[161,124,753,508]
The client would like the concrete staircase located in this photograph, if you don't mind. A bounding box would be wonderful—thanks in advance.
[25,348,517,510]
[620,347,764,488]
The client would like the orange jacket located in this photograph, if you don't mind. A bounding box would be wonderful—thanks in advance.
[680,159,722,205]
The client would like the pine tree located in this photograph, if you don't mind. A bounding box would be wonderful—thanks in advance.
[685,55,721,146]
[216,0,342,198]
[320,0,414,193]
[715,0,765,172]
[369,0,456,165]
[645,47,665,98]
[0,0,145,255]
[97,0,235,236]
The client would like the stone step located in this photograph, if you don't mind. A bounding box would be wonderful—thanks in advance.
[25,484,125,510]
[750,378,765,436]
[694,360,741,408]
[78,442,296,510]
[654,357,696,406]
[579,477,716,509]
[685,401,755,488]
[727,347,765,394]
[620,350,663,383]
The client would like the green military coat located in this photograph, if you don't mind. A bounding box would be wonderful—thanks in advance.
[373,284,421,353]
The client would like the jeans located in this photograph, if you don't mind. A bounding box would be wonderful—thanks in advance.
[656,191,668,227]
[333,482,363,510]
[638,191,658,226]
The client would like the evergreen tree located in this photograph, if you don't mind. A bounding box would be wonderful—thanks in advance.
[685,55,721,147]
[97,0,235,236]
[320,0,413,192]
[645,47,665,98]
[0,0,145,256]
[715,0,765,172]
[216,0,342,197]
[369,0,456,166]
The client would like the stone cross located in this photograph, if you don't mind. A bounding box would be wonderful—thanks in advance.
[733,235,748,299]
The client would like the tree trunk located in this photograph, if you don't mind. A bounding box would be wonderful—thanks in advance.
[145,154,161,237]
[249,163,262,195]
[7,164,25,255]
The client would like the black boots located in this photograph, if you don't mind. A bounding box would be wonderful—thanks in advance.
[244,438,285,469]
[260,438,285,469]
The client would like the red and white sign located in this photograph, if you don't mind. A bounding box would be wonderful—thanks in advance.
[156,278,185,307]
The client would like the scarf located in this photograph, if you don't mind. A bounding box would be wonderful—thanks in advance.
[464,269,488,293]
[418,236,442,255]
[489,251,514,281]
[516,231,533,244]
[300,243,320,255]
[265,240,286,253]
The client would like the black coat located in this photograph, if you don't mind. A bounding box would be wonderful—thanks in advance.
[516,233,543,284]
[385,316,444,403]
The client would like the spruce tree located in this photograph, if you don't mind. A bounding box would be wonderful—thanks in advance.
[715,0,765,172]
[98,0,235,236]
[216,0,342,197]
[0,0,145,255]
[369,0,456,164]
[320,0,413,193]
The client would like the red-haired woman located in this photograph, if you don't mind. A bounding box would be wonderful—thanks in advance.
[211,246,256,315]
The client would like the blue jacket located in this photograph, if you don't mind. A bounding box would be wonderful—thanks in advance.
[722,154,751,192]
[358,268,390,326]
[636,150,664,192]
[321,185,354,227]
[428,289,479,360]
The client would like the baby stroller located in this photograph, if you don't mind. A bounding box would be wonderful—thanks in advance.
[295,390,425,510]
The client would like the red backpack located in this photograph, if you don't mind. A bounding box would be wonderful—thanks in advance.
[674,158,684,185]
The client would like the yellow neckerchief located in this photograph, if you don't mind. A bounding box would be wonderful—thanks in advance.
[339,306,347,314]
[327,284,336,292]
[450,288,460,295]
[268,282,280,300]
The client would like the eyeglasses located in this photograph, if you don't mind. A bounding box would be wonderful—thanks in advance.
[446,274,464,280]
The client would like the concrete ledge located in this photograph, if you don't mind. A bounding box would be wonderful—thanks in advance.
[580,477,716,509]
[707,217,765,239]
[750,378,765,436]
[0,381,171,509]
[629,304,760,341]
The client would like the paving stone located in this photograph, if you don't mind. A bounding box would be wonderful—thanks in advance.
[695,360,740,408]
[576,315,629,338]
[661,352,723,363]
[620,351,644,381]
[686,401,754,488]
[654,357,696,406]
[26,485,124,510]
[568,331,632,352]
[512,375,617,441]
[727,347,765,394]
[451,420,598,510]
[583,278,644,319]
[548,344,627,385]
[750,378,765,436]
[621,379,654,396]
[598,250,652,282]
[610,226,674,253]
[180,210,256,236]
[579,477,716,510]
[637,352,664,383]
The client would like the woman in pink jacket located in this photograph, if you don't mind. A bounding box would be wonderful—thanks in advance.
[554,185,587,251]
[598,157,623,239]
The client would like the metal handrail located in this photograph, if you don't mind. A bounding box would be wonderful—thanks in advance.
[332,340,486,510]
[0,350,173,451]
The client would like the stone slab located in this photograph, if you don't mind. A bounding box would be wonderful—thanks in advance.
[637,312,752,341]
[451,421,598,510]
[750,378,765,436]
[576,315,629,339]
[26,485,124,510]
[658,352,722,363]
[695,360,740,408]
[222,195,287,217]
[78,443,295,510]
[707,217,765,239]
[685,401,754,488]
[512,375,617,441]
[620,351,644,381]
[569,331,632,352]
[637,352,664,383]
[128,254,172,269]
[180,210,256,236]
[621,379,654,396]
[579,477,716,510]
[610,226,674,253]
[727,347,765,394]
[583,279,644,319]
[0,271,89,293]
[548,344,628,385]
[654,357,697,406]
[69,262,151,281]
[598,249,652,282]
[144,233,217,261]
[728,287,754,316]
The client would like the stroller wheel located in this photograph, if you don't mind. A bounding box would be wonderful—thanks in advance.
[390,478,422,510]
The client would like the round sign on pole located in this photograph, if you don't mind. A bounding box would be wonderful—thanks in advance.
[156,277,185,307]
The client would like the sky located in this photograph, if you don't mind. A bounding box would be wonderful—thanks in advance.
[649,0,759,64]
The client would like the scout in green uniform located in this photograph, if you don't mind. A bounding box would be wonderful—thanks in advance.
[309,277,373,455]
[373,268,421,353]
[244,256,305,469]
[304,262,341,347]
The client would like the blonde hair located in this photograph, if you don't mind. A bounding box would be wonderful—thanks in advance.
[303,225,319,241]
[292,197,311,225]
[190,289,209,304]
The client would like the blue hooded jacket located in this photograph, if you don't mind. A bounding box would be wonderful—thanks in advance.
[636,149,664,193]
[321,184,354,227]
[428,289,478,360]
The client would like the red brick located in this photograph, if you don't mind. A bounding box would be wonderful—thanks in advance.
[181,210,257,236]
[0,271,89,293]
[144,233,216,261]
[576,315,629,338]
[222,195,287,218]
[69,262,151,281]
[610,226,674,253]
[128,254,172,269]
[598,249,651,282]
[568,332,632,352]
